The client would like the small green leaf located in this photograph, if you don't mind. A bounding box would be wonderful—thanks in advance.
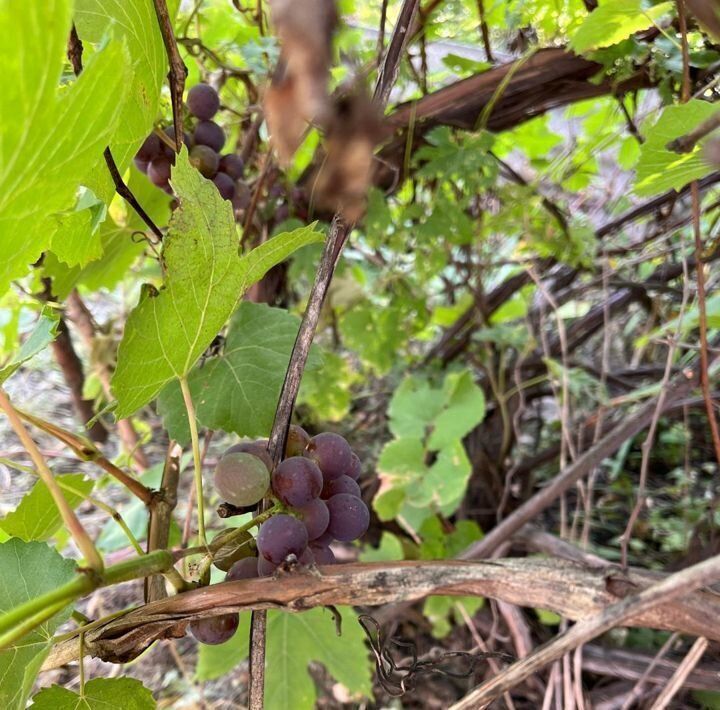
[111,149,324,418]
[536,609,562,625]
[360,531,404,561]
[0,309,60,385]
[157,303,321,444]
[387,376,444,439]
[30,677,155,709]
[0,539,76,710]
[49,188,106,267]
[635,100,719,196]
[570,0,674,53]
[0,474,93,541]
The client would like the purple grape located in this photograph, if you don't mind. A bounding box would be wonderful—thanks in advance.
[136,133,162,162]
[147,157,172,187]
[219,154,245,179]
[225,440,273,472]
[257,556,277,576]
[275,203,290,222]
[214,452,270,507]
[226,556,260,581]
[285,424,310,458]
[213,172,235,201]
[347,452,361,481]
[314,531,334,547]
[299,547,314,564]
[194,120,226,152]
[322,475,361,500]
[326,494,370,542]
[187,83,220,120]
[305,432,353,481]
[310,543,336,565]
[133,157,149,174]
[163,125,193,151]
[296,498,329,540]
[256,514,308,564]
[271,456,323,507]
[190,144,220,178]
[232,181,252,211]
[189,614,239,644]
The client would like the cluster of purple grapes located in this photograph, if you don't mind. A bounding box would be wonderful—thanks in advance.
[189,426,369,645]
[133,83,249,209]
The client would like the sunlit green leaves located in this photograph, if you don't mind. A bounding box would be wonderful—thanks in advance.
[111,150,324,417]
[635,99,719,196]
[0,539,76,710]
[31,678,155,709]
[570,0,674,53]
[0,309,59,386]
[0,0,129,293]
[156,302,321,443]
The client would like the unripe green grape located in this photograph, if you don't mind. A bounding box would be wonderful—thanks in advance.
[214,452,270,507]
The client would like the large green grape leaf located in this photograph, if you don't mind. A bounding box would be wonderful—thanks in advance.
[74,0,177,203]
[49,188,107,267]
[157,302,322,444]
[195,608,372,710]
[0,539,76,710]
[635,100,719,196]
[0,309,60,386]
[387,375,445,439]
[0,0,129,294]
[31,678,155,709]
[111,149,324,418]
[570,0,674,53]
[0,474,93,542]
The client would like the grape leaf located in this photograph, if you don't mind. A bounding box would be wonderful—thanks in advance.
[387,375,445,439]
[0,0,129,294]
[0,539,76,710]
[0,474,93,542]
[0,309,60,386]
[74,0,177,204]
[195,609,372,710]
[30,678,155,709]
[111,149,324,418]
[635,100,719,196]
[570,0,674,53]
[427,370,486,450]
[157,302,322,444]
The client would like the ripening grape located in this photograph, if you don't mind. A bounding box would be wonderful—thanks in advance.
[347,452,361,481]
[147,157,172,187]
[271,456,323,507]
[285,424,310,458]
[163,125,193,150]
[194,120,226,152]
[190,144,220,178]
[225,440,273,472]
[257,555,277,577]
[226,556,260,581]
[296,498,329,540]
[219,154,244,179]
[313,531,334,547]
[136,133,162,162]
[133,158,149,174]
[305,432,353,481]
[214,452,270,507]
[299,547,314,564]
[326,493,370,542]
[232,181,252,211]
[256,514,308,564]
[213,172,235,201]
[310,543,336,565]
[321,475,361,500]
[189,613,239,645]
[187,82,220,120]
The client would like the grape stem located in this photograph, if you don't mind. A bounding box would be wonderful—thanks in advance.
[180,377,207,547]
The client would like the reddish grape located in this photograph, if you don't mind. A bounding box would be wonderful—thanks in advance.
[299,547,314,564]
[214,452,269,507]
[189,144,219,178]
[232,181,252,211]
[136,133,162,162]
[133,157,149,174]
[225,440,273,472]
[310,543,336,565]
[213,172,235,201]
[296,498,329,540]
[326,493,369,542]
[147,157,171,187]
[313,531,334,547]
[226,556,259,581]
[189,613,239,644]
[187,83,220,120]
[271,456,323,507]
[256,514,308,564]
[321,475,360,500]
[285,424,310,458]
[219,154,245,179]
[163,125,193,150]
[347,452,362,481]
[305,432,353,481]
[194,120,226,152]
[257,556,277,577]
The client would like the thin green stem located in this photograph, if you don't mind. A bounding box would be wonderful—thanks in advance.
[180,377,206,546]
